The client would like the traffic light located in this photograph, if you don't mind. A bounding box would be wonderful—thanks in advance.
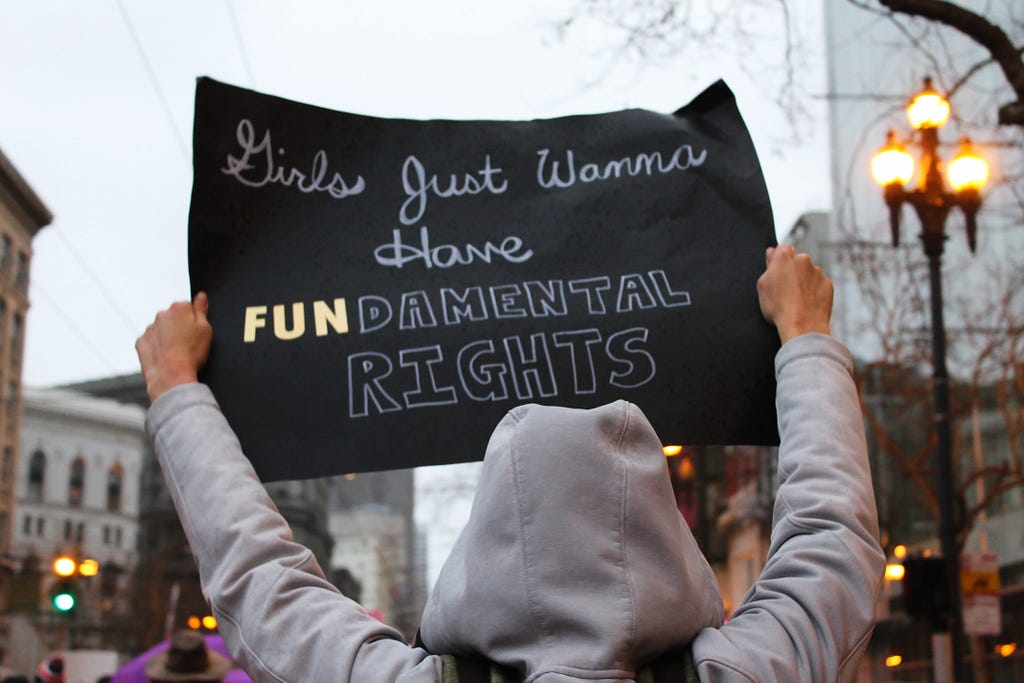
[902,556,949,624]
[51,577,78,613]
[50,554,83,615]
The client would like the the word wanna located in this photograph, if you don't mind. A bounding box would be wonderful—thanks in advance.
[536,144,707,189]
[239,269,691,342]
[221,119,366,199]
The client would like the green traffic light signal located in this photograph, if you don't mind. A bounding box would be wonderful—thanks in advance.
[51,578,78,613]
[53,591,75,612]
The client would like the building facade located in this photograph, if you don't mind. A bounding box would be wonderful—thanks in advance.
[329,469,423,639]
[6,387,146,671]
[69,372,336,652]
[0,148,50,557]
[14,387,145,568]
[0,147,51,673]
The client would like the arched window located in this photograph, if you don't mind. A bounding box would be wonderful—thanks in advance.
[69,457,85,507]
[10,313,21,354]
[106,463,123,512]
[27,449,45,501]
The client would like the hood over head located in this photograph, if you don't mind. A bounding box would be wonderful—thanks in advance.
[419,401,724,682]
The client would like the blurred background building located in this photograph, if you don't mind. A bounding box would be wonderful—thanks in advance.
[8,386,145,671]
[0,146,50,673]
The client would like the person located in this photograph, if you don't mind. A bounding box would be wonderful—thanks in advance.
[136,245,885,682]
[144,630,232,683]
[33,658,63,683]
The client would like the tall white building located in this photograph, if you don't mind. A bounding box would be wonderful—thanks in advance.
[13,387,145,570]
[329,503,409,624]
[6,387,145,671]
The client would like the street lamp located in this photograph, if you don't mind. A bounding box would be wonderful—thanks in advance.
[871,77,990,678]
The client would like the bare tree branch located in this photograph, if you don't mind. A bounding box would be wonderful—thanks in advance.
[876,0,1024,125]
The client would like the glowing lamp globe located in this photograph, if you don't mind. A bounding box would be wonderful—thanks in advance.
[871,131,914,187]
[907,78,950,130]
[948,137,989,192]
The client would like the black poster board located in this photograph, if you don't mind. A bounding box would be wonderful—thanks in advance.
[188,77,779,481]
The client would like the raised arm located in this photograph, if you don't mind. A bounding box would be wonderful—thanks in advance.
[136,295,439,683]
[690,246,886,681]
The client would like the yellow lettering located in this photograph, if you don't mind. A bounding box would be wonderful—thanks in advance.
[314,298,349,336]
[243,306,268,342]
[273,303,306,340]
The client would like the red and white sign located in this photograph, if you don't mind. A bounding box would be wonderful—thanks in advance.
[961,552,1000,636]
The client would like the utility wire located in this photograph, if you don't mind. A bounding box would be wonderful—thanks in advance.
[114,0,191,165]
[225,0,257,87]
[29,282,122,376]
[50,225,143,336]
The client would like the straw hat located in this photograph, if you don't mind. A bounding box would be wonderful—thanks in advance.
[144,631,232,682]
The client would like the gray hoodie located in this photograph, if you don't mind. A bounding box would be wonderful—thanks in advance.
[147,333,884,682]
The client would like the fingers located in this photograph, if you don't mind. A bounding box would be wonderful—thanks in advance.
[135,294,215,402]
[765,244,794,270]
[756,245,832,345]
[194,291,209,321]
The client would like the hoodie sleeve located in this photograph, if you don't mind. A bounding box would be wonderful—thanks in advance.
[690,334,885,682]
[146,383,441,683]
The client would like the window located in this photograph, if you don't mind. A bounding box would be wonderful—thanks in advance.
[106,463,123,511]
[63,519,72,541]
[76,522,85,544]
[114,526,122,547]
[68,457,85,507]
[0,235,10,272]
[35,517,44,537]
[5,381,17,420]
[14,252,27,291]
[22,515,30,535]
[103,525,110,544]
[10,314,21,356]
[27,449,45,501]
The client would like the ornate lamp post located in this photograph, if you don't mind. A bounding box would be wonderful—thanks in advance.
[871,77,989,679]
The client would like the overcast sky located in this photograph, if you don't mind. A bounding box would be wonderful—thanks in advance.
[1,1,829,389]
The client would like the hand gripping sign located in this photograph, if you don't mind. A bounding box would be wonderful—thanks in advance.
[188,77,779,481]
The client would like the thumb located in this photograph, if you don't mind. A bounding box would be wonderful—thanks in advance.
[765,246,776,267]
[193,291,209,321]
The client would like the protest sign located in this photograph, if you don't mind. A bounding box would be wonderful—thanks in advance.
[188,77,779,481]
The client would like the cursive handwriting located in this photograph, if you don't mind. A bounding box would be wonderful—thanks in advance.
[374,226,533,269]
[221,119,366,199]
[400,154,509,225]
[536,144,707,189]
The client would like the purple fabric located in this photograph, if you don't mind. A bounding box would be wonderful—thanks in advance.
[111,635,252,683]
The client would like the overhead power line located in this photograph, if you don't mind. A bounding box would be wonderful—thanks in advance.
[29,282,122,376]
[114,0,191,165]
[50,225,142,336]
[225,0,257,87]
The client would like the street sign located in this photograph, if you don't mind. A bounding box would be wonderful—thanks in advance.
[961,552,1000,636]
